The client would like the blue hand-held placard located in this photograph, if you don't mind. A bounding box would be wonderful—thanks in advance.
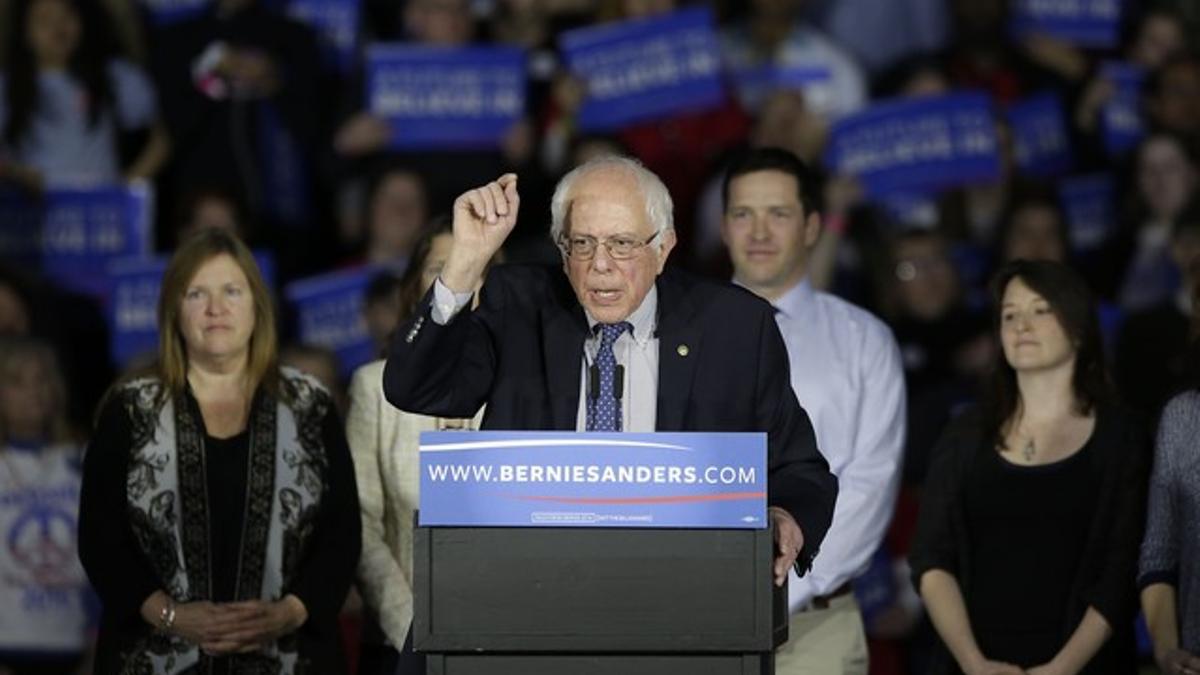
[286,0,360,73]
[1008,92,1073,177]
[1010,0,1124,48]
[284,265,377,377]
[1059,173,1115,250]
[365,45,526,149]
[138,0,210,25]
[0,184,153,298]
[825,92,1001,197]
[560,7,725,132]
[1100,62,1145,156]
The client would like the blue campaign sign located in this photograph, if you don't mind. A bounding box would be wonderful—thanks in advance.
[253,250,276,289]
[1008,92,1073,176]
[419,431,767,529]
[0,185,153,297]
[0,189,43,268]
[876,192,940,227]
[138,0,210,25]
[40,185,154,297]
[284,266,375,377]
[825,92,1001,198]
[1100,62,1145,156]
[286,0,360,73]
[730,63,832,113]
[1059,173,1115,250]
[561,7,724,132]
[106,256,168,368]
[365,45,525,149]
[1010,0,1123,48]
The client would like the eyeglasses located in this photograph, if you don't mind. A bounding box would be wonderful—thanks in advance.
[558,231,661,260]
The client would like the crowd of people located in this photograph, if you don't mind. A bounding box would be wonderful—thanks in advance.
[1,0,1200,673]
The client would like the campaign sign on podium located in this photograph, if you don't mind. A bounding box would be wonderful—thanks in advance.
[419,431,767,529]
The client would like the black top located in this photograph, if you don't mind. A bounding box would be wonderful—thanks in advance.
[964,440,1099,664]
[204,432,250,675]
[206,431,250,606]
[78,383,361,675]
[909,405,1150,674]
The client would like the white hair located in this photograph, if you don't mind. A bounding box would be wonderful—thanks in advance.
[549,155,674,252]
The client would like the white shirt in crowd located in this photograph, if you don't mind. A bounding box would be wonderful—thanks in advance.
[765,279,906,612]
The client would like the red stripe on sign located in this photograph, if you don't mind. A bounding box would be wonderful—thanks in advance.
[511,492,766,505]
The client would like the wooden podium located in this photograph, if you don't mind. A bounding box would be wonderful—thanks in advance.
[412,524,788,674]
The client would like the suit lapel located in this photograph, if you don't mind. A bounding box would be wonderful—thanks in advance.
[543,277,588,430]
[655,271,702,431]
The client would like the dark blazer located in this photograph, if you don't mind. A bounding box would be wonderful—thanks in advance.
[384,264,838,567]
[908,405,1150,674]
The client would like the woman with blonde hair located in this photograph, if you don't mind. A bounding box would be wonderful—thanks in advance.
[0,336,91,675]
[78,228,360,674]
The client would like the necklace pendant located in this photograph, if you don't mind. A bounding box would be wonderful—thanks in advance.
[1022,438,1036,462]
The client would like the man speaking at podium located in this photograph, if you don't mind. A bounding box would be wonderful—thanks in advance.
[383,156,837,583]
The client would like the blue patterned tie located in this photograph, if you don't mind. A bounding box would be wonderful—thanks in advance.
[587,322,631,432]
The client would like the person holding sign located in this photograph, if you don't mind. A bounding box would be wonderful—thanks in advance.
[910,260,1148,675]
[720,147,906,674]
[384,156,837,584]
[78,229,361,675]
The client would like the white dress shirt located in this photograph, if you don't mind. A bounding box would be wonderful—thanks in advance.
[765,279,906,613]
[432,279,660,432]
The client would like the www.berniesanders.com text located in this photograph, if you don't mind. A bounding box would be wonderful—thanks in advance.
[426,463,756,485]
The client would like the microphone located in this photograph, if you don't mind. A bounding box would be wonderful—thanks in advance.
[614,365,624,401]
[588,363,600,401]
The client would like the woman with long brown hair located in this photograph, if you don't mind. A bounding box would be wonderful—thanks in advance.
[78,229,360,674]
[910,259,1149,674]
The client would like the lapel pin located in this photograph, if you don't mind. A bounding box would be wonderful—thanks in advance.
[676,344,689,357]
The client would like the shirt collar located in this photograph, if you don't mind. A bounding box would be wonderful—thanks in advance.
[585,286,658,345]
[773,278,815,319]
[733,278,813,319]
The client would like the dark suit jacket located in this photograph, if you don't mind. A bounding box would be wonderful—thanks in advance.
[384,264,837,567]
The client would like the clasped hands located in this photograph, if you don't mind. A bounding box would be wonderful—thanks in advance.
[1158,648,1200,675]
[966,659,1074,675]
[142,591,307,656]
